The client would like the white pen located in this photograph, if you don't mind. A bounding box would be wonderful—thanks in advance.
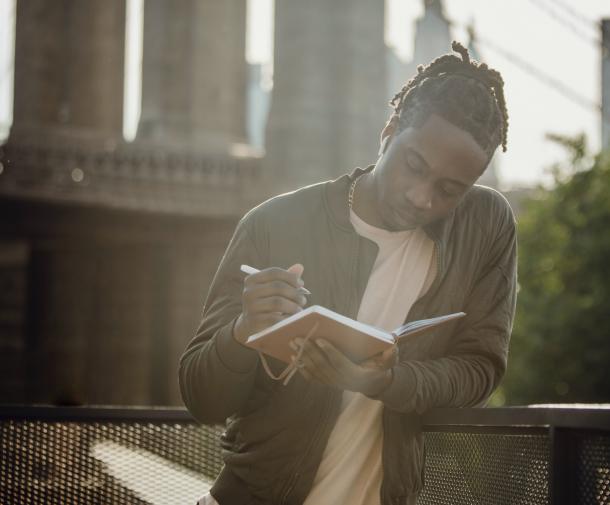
[240,264,312,295]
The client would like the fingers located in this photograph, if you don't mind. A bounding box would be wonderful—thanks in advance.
[361,345,398,370]
[244,281,307,307]
[378,345,398,368]
[241,267,308,336]
[300,340,329,369]
[289,337,389,395]
[297,343,341,385]
[252,297,303,317]
[246,312,286,330]
[381,346,394,359]
[292,338,355,387]
[244,266,304,290]
[315,340,357,374]
[237,265,310,339]
[287,263,304,277]
[243,266,307,312]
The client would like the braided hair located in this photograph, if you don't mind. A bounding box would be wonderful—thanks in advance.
[390,41,509,157]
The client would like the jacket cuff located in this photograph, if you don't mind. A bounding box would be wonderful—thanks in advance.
[214,318,259,374]
[374,363,418,412]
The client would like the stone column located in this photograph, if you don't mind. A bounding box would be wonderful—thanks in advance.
[265,0,387,192]
[10,0,126,147]
[136,0,247,151]
[602,20,610,151]
[413,0,452,68]
[392,0,452,97]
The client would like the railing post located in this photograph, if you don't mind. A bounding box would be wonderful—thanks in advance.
[549,426,576,505]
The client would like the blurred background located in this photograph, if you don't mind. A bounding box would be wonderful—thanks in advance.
[0,0,608,408]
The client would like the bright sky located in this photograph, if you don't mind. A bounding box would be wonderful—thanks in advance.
[246,0,610,188]
[1,0,609,188]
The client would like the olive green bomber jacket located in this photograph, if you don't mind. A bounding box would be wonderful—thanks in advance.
[179,166,518,505]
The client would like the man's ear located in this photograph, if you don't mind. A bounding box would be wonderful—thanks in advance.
[379,115,398,156]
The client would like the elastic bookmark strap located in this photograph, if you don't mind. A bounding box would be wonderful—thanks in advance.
[258,322,319,386]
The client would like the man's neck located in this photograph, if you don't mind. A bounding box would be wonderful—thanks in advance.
[351,172,387,229]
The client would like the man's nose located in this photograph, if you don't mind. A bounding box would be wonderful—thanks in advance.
[405,185,433,210]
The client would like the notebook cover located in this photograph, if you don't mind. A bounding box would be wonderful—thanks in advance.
[245,306,393,365]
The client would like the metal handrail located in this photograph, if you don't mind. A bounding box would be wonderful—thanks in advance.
[1,404,609,430]
[422,404,610,431]
[0,404,196,422]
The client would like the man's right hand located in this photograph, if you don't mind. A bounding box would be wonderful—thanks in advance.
[233,264,308,345]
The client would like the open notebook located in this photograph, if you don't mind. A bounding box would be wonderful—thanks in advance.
[245,305,466,365]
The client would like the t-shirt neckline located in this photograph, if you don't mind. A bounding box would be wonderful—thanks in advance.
[349,208,415,243]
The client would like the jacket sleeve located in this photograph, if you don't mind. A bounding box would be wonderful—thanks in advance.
[179,213,265,425]
[374,218,518,414]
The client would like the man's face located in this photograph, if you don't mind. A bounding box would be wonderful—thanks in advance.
[372,113,489,231]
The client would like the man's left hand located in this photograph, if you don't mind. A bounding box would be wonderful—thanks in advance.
[290,338,396,396]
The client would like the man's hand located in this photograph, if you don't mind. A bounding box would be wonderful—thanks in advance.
[291,338,397,396]
[233,264,308,345]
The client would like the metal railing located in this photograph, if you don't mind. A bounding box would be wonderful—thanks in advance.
[419,405,610,505]
[1,405,609,504]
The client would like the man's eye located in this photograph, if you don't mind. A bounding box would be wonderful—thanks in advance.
[407,161,424,175]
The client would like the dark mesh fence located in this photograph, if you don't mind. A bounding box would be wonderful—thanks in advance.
[418,431,550,505]
[1,407,609,504]
[0,414,223,505]
[575,431,610,505]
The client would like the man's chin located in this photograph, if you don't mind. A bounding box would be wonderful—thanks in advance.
[388,208,424,231]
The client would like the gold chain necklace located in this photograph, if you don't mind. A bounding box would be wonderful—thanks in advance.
[348,173,365,210]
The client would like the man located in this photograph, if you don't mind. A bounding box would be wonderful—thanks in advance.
[180,41,516,505]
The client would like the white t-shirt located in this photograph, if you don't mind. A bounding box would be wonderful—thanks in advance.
[302,209,436,505]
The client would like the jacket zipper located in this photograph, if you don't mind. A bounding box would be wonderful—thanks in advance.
[279,473,298,505]
[280,223,359,503]
[380,408,390,504]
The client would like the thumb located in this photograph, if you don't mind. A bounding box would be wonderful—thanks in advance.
[287,263,304,278]
[381,345,395,360]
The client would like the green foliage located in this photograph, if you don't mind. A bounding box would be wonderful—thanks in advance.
[498,137,610,405]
